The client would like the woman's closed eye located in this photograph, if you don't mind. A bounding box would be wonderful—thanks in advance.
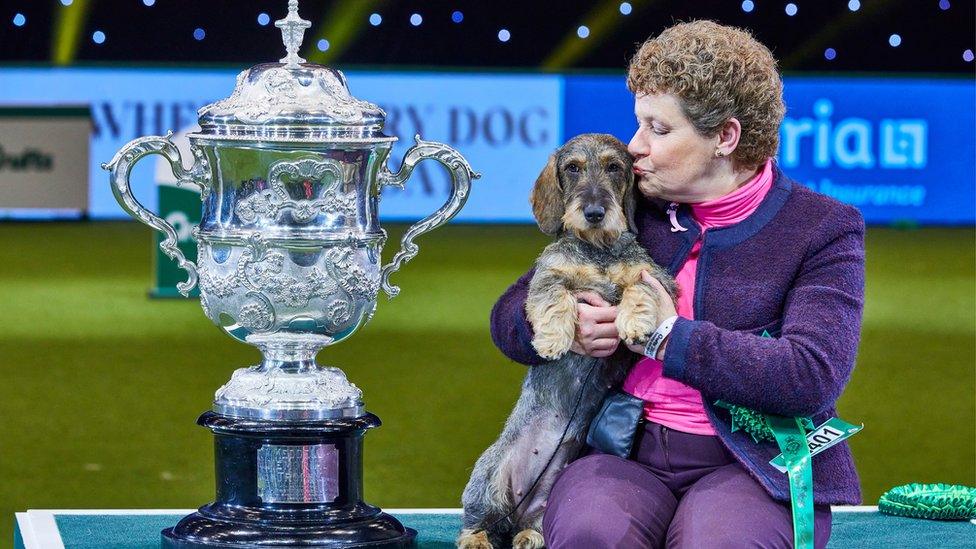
[636,117,670,136]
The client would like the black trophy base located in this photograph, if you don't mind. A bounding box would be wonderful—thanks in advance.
[160,508,416,549]
[161,411,416,548]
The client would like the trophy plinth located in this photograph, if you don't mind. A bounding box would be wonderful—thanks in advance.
[102,1,479,547]
[161,413,416,549]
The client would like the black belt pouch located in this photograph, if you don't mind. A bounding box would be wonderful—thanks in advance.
[585,390,646,459]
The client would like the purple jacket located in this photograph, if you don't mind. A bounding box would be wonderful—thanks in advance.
[490,166,864,505]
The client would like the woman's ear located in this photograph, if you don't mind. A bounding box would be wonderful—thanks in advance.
[715,117,742,158]
[530,154,564,235]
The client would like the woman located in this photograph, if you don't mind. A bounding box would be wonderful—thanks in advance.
[490,21,864,548]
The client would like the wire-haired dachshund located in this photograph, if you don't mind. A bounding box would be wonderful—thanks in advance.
[458,134,677,548]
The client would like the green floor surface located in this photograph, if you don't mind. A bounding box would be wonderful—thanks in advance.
[1,222,973,546]
[13,510,972,548]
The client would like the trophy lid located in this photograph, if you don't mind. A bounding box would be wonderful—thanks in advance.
[194,0,392,143]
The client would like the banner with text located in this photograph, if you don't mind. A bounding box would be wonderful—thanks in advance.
[0,68,972,224]
[564,75,975,225]
[0,106,90,212]
[0,68,560,222]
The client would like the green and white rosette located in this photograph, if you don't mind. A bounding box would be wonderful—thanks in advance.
[716,400,863,549]
[879,483,976,520]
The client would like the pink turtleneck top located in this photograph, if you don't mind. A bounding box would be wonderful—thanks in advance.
[621,159,775,435]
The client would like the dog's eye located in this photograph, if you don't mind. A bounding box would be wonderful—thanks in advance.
[566,163,581,173]
[607,163,622,173]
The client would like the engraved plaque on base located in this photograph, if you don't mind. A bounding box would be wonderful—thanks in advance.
[258,444,340,504]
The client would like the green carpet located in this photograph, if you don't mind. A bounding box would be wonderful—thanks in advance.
[1,222,973,546]
[14,510,969,548]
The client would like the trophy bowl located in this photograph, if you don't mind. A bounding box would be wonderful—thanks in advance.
[102,2,479,547]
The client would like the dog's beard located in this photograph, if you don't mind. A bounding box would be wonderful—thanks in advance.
[562,202,627,248]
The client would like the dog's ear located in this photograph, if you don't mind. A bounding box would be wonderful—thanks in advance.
[530,153,564,235]
[623,172,638,233]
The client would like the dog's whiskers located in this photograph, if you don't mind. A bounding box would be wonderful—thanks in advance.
[562,197,626,248]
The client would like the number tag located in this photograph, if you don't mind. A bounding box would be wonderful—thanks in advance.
[769,417,863,473]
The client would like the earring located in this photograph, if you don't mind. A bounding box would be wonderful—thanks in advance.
[715,150,725,158]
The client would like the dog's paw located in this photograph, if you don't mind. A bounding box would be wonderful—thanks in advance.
[532,329,574,360]
[526,289,577,360]
[457,529,493,549]
[616,306,658,345]
[512,528,545,549]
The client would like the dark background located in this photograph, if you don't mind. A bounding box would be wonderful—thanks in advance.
[1,0,974,73]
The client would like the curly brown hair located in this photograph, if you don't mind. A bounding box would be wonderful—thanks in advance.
[627,20,784,168]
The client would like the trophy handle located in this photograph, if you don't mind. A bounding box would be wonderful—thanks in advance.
[378,135,481,298]
[102,132,210,297]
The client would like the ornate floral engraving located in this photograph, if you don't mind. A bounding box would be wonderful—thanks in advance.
[197,66,384,124]
[197,234,380,334]
[214,360,363,415]
[327,300,351,325]
[235,158,356,225]
[241,249,339,307]
[199,269,241,298]
[239,293,275,331]
[325,246,379,299]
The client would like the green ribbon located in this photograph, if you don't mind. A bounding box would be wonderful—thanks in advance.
[715,401,815,549]
[766,414,815,549]
[712,329,865,547]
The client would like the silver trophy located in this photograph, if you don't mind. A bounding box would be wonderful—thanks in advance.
[103,2,479,547]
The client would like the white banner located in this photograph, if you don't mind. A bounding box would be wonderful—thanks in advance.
[0,107,90,211]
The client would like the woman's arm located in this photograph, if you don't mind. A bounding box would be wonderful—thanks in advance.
[490,268,546,366]
[662,206,866,417]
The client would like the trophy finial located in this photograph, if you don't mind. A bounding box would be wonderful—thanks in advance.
[276,0,311,68]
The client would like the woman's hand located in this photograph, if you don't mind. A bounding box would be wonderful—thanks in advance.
[570,291,620,358]
[625,271,679,358]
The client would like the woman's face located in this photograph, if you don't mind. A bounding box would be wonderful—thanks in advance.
[628,93,726,203]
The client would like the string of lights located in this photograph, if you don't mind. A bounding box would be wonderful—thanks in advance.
[1,1,973,72]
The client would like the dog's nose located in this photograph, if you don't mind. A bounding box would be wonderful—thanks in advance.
[584,205,605,224]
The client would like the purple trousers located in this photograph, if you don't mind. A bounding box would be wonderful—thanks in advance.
[542,422,832,548]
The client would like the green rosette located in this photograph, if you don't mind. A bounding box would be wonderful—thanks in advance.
[715,400,814,443]
[724,403,776,442]
[879,483,976,520]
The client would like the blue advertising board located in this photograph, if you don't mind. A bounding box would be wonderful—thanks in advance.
[564,74,975,225]
[0,68,972,224]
